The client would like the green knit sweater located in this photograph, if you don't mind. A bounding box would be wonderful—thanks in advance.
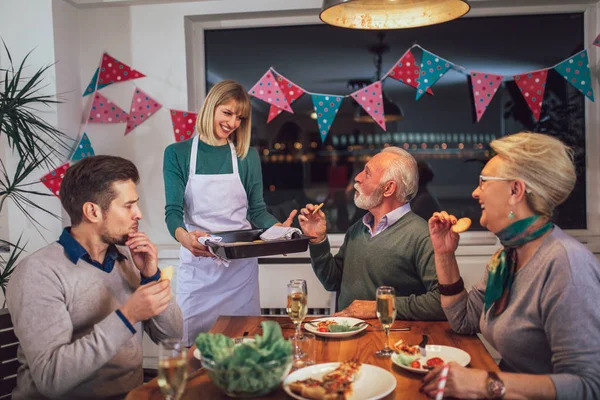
[309,211,446,320]
[163,139,278,238]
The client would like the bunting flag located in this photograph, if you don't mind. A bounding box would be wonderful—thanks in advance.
[267,72,306,123]
[470,72,504,122]
[88,93,129,123]
[71,133,95,162]
[98,53,146,86]
[416,50,453,100]
[249,70,293,113]
[170,109,198,142]
[554,50,594,101]
[594,33,600,47]
[82,68,111,97]
[40,162,70,197]
[311,94,343,143]
[386,51,433,95]
[513,70,548,121]
[124,89,163,135]
[351,81,386,131]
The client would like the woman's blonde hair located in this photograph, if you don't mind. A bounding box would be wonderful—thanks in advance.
[490,132,576,217]
[196,80,252,159]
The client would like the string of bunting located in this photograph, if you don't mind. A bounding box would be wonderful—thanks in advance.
[39,33,599,197]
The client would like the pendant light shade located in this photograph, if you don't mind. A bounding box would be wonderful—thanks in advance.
[320,0,471,30]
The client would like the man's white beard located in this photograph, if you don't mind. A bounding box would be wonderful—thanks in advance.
[354,184,384,210]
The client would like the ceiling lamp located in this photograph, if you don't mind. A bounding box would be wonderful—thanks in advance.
[320,0,471,30]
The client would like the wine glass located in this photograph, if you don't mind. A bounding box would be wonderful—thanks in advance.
[157,339,188,400]
[287,279,308,340]
[375,286,397,357]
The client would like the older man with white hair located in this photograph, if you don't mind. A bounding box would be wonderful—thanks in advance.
[298,147,445,320]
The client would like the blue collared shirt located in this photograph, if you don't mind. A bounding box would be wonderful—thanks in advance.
[362,203,412,237]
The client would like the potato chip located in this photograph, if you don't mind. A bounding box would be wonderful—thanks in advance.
[161,265,174,281]
[451,218,472,233]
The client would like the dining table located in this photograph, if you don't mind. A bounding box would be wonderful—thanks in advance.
[126,315,499,400]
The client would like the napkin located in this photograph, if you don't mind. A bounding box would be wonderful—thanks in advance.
[259,226,302,241]
[197,235,230,267]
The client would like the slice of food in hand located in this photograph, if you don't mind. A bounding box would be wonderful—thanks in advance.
[394,339,421,366]
[451,217,472,233]
[160,265,174,281]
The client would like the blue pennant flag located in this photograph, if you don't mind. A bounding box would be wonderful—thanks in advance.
[71,133,95,162]
[554,49,594,102]
[416,50,453,100]
[82,68,111,97]
[311,94,343,143]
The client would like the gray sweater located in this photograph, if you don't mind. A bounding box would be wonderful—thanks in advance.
[444,227,600,399]
[310,211,445,320]
[6,242,183,399]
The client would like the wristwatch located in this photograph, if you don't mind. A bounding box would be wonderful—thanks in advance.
[487,371,506,399]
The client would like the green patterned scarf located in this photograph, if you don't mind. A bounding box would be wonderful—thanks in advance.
[484,215,553,316]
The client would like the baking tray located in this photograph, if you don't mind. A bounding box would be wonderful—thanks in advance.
[204,229,313,259]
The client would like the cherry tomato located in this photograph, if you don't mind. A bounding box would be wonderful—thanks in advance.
[426,357,444,368]
[318,328,328,332]
[410,360,421,369]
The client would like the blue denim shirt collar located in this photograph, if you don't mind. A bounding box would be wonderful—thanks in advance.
[58,227,127,273]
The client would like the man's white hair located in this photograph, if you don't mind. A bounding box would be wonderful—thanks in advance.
[380,147,419,203]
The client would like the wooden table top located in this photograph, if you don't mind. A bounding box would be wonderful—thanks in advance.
[126,316,498,400]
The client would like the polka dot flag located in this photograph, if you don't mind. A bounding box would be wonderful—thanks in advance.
[249,70,292,113]
[351,81,386,131]
[88,93,129,124]
[311,94,343,143]
[386,50,433,95]
[98,53,146,85]
[40,162,70,198]
[470,72,504,122]
[71,133,95,162]
[170,110,198,142]
[82,68,111,97]
[594,33,600,47]
[124,89,163,135]
[416,50,453,101]
[267,72,305,123]
[513,70,548,122]
[554,49,594,102]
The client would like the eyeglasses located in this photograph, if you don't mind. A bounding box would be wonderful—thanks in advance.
[479,175,532,193]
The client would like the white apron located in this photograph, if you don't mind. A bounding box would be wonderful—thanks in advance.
[177,136,260,346]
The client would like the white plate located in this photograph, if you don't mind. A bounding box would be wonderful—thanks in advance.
[392,345,471,374]
[283,362,396,400]
[304,317,368,338]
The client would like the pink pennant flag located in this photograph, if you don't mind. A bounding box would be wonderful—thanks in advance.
[170,109,198,142]
[351,81,386,131]
[594,33,600,47]
[266,72,306,123]
[470,72,504,122]
[513,70,548,121]
[124,89,163,135]
[386,51,433,95]
[88,93,129,123]
[40,162,70,197]
[98,53,146,85]
[267,105,283,123]
[249,70,293,113]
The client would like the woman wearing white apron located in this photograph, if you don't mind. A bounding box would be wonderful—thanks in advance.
[163,81,296,346]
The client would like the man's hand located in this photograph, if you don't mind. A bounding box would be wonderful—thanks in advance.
[119,280,171,325]
[332,300,377,319]
[125,232,158,278]
[175,227,213,258]
[298,204,327,244]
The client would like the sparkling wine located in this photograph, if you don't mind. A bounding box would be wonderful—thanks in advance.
[287,292,308,324]
[376,293,396,327]
[157,358,187,399]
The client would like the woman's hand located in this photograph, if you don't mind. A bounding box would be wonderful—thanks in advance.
[274,209,298,228]
[175,227,213,257]
[298,204,327,244]
[428,211,460,255]
[420,362,488,399]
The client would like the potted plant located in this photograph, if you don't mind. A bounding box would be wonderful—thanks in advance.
[0,42,71,306]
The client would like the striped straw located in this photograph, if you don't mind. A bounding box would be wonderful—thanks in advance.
[435,363,450,400]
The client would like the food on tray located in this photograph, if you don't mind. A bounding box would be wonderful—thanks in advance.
[160,266,174,281]
[451,217,472,233]
[313,320,361,333]
[288,360,362,400]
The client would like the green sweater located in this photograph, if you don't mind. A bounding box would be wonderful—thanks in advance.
[309,211,445,320]
[163,139,278,238]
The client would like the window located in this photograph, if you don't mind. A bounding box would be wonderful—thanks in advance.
[204,13,586,233]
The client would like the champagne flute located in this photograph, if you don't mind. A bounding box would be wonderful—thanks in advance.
[375,286,396,357]
[287,280,308,341]
[157,339,188,400]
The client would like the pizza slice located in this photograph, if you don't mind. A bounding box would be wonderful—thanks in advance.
[288,360,361,400]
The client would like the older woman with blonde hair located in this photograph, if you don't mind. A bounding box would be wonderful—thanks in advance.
[163,80,296,345]
[422,132,600,399]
